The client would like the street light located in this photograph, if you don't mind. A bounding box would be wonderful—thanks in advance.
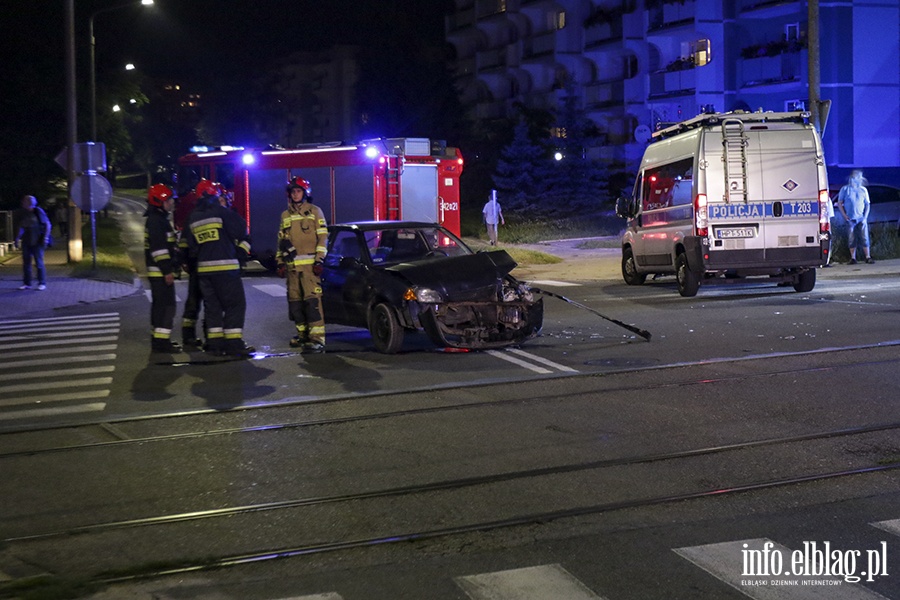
[89,0,153,141]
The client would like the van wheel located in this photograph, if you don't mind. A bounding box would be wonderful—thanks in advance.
[622,247,646,285]
[368,303,404,354]
[793,268,816,292]
[676,253,700,297]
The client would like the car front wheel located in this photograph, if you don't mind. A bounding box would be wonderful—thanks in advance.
[622,247,646,285]
[368,303,404,354]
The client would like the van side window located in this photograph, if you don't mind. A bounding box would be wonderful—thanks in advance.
[642,158,694,211]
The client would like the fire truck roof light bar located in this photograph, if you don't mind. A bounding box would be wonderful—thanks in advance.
[260,146,359,156]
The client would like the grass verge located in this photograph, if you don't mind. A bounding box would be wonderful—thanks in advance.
[70,215,136,283]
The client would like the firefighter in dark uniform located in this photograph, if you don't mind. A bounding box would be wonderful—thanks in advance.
[278,177,328,353]
[186,180,254,357]
[175,185,203,347]
[144,184,181,353]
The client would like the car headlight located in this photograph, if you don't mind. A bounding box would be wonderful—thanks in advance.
[405,287,443,303]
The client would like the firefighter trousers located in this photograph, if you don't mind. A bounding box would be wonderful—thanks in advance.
[287,265,325,345]
[181,271,203,340]
[149,278,176,341]
[199,273,247,353]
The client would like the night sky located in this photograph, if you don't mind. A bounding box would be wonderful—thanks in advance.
[3,0,452,88]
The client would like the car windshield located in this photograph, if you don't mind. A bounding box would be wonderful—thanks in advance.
[363,227,472,265]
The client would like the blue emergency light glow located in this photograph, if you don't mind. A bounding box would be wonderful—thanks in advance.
[242,153,256,165]
[365,146,380,159]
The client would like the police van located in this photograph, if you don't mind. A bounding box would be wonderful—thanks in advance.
[616,110,830,297]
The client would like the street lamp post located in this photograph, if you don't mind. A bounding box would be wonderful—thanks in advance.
[89,0,153,142]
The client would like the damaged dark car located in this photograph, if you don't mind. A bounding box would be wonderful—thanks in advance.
[321,221,543,353]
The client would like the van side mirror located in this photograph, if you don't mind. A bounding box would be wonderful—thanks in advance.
[616,196,637,219]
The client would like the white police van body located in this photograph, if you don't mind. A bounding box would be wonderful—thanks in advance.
[616,110,830,297]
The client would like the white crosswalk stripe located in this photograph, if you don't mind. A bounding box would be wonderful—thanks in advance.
[0,313,119,420]
[455,564,606,599]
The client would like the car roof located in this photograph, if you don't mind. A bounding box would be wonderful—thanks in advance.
[330,221,441,231]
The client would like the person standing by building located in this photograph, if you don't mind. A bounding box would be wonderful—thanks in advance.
[482,189,505,246]
[277,177,328,353]
[144,184,181,353]
[836,170,874,264]
[14,195,52,290]
[186,180,254,357]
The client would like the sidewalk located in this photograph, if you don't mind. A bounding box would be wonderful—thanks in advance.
[0,245,141,320]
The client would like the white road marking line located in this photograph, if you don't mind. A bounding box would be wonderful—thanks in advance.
[486,350,552,374]
[0,402,107,421]
[0,335,119,356]
[0,365,115,382]
[5,346,118,360]
[675,538,890,599]
[0,319,120,333]
[0,389,110,408]
[0,353,117,370]
[455,564,606,600]
[0,328,120,341]
[0,313,119,328]
[254,283,287,297]
[527,279,582,287]
[871,519,900,536]
[506,348,579,372]
[0,377,114,396]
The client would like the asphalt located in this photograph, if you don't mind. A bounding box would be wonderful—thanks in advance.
[1,238,898,322]
[0,245,142,320]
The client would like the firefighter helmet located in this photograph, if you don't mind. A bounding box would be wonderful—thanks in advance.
[147,183,173,208]
[195,179,221,198]
[286,177,311,197]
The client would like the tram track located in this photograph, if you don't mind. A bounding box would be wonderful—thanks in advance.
[2,351,899,459]
[2,345,899,593]
[3,422,899,571]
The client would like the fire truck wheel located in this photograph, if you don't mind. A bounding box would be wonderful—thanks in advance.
[369,303,405,354]
[622,247,646,285]
[792,268,816,293]
[676,253,700,297]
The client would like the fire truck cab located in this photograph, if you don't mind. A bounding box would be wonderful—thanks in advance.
[175,138,463,268]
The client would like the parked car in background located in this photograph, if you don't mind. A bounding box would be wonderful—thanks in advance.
[320,221,543,353]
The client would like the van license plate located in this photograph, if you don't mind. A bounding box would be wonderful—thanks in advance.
[717,227,756,239]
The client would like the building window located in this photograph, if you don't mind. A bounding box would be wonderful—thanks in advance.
[555,11,566,30]
[785,23,800,41]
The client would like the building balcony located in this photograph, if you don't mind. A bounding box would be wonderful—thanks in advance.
[476,0,508,19]
[739,52,803,88]
[585,21,624,47]
[648,0,696,32]
[522,31,557,60]
[649,68,695,98]
[585,81,625,108]
[478,47,507,71]
[738,0,802,19]
[447,7,476,31]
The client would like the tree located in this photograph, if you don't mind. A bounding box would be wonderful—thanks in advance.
[492,119,548,212]
[543,81,608,215]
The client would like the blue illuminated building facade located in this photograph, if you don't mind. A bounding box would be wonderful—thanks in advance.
[446,0,899,184]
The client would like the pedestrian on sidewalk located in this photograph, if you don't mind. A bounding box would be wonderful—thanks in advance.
[482,189,505,246]
[836,170,874,264]
[14,195,52,291]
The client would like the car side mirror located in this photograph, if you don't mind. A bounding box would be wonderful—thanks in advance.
[616,196,637,219]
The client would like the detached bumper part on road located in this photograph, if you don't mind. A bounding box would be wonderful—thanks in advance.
[419,297,544,349]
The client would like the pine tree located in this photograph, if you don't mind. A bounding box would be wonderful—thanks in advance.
[544,83,609,216]
[492,119,548,212]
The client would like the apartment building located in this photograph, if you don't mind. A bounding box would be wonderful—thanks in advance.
[446,0,899,181]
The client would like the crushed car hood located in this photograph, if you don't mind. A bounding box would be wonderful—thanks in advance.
[386,250,518,300]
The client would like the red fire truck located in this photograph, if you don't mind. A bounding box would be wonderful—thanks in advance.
[175,138,464,267]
